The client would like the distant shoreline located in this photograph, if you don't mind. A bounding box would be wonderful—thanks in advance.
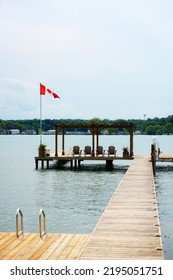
[1,115,173,135]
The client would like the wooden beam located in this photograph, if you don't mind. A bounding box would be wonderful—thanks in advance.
[96,128,99,151]
[62,128,65,155]
[92,128,95,157]
[129,127,134,157]
[54,123,135,130]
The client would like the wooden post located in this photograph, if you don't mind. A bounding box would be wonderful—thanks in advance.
[35,159,38,169]
[106,160,113,169]
[96,128,99,152]
[129,127,134,157]
[55,125,58,156]
[151,144,156,176]
[92,128,95,157]
[62,128,65,155]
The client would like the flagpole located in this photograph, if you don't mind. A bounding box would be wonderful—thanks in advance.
[40,90,42,145]
[39,83,60,145]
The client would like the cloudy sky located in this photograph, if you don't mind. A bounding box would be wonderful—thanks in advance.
[0,0,173,120]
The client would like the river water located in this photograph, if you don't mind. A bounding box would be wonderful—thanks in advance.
[0,135,173,259]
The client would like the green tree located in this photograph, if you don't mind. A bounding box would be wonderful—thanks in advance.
[144,125,155,135]
[89,118,102,124]
[162,123,173,134]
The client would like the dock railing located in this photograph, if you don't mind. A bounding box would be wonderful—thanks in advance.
[16,208,24,238]
[39,209,46,237]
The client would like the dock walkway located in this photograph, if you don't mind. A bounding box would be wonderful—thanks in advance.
[81,156,163,259]
[0,157,163,260]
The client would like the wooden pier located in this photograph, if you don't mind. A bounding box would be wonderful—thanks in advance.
[35,154,133,169]
[0,157,163,260]
[81,156,163,259]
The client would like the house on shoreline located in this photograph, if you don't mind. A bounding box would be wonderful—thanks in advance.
[8,129,20,135]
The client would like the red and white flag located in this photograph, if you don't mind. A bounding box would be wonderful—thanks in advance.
[40,83,60,99]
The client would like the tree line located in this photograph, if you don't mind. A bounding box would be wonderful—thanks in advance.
[0,115,173,135]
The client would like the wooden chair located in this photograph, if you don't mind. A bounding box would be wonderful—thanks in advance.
[108,145,117,156]
[72,145,82,156]
[96,145,105,156]
[84,145,92,156]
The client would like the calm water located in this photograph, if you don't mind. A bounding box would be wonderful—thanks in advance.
[0,134,173,259]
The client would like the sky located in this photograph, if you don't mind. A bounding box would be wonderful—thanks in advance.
[0,0,173,120]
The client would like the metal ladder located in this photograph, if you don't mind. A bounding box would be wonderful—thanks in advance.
[16,208,47,238]
[16,208,23,238]
[39,209,46,237]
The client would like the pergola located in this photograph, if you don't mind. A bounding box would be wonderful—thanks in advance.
[54,123,135,157]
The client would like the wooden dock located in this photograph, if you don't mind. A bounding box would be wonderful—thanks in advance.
[81,156,163,259]
[158,155,173,162]
[0,156,163,260]
[35,154,133,169]
[151,142,173,175]
[0,233,90,260]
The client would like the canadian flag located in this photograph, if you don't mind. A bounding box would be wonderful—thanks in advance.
[40,83,60,99]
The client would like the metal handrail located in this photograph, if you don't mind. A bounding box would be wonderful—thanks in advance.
[16,208,24,238]
[39,209,46,237]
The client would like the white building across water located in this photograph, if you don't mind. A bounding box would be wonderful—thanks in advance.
[8,129,20,135]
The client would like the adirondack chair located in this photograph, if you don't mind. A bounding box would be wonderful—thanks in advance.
[72,145,82,156]
[108,145,117,156]
[84,145,92,156]
[96,145,105,156]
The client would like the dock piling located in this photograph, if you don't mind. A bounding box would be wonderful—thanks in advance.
[151,144,156,176]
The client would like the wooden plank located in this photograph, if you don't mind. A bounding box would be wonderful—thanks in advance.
[59,234,82,260]
[0,235,17,251]
[0,235,26,259]
[29,234,59,260]
[39,234,67,260]
[48,234,75,260]
[15,234,49,260]
[66,234,90,260]
[2,234,37,260]
[0,233,13,246]
[0,233,9,241]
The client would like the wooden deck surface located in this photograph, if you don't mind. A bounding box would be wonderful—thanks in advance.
[81,156,163,259]
[0,233,90,260]
[0,157,163,260]
[35,153,133,169]
[35,154,133,161]
[158,155,173,161]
